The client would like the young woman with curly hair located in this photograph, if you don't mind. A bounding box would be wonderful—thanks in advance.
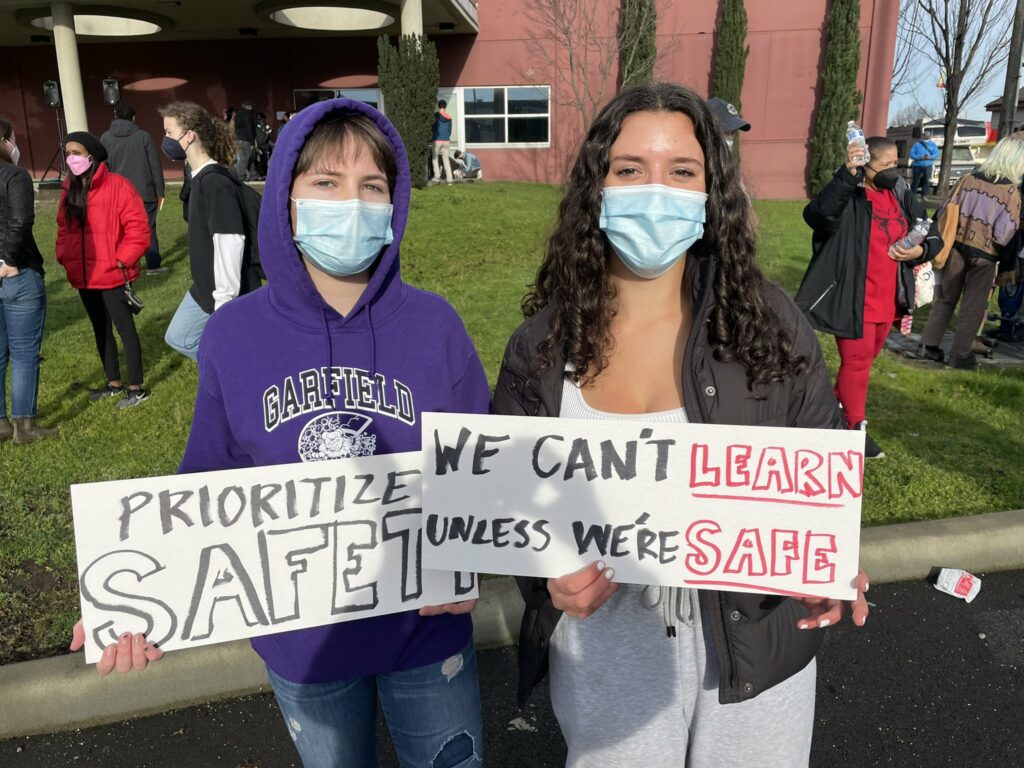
[158,101,260,360]
[493,82,870,767]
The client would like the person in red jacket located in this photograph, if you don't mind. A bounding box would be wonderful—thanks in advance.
[55,132,151,408]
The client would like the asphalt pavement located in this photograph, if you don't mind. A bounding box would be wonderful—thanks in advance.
[1,569,1021,767]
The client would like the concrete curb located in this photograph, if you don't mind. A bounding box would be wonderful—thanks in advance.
[3,510,1023,740]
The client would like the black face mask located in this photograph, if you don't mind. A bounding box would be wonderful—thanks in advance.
[868,166,901,191]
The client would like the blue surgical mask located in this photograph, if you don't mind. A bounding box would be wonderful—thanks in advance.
[599,184,708,279]
[292,197,395,277]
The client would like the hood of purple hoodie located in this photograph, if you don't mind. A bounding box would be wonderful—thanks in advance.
[259,98,411,331]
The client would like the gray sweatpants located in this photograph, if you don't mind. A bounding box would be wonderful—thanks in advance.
[548,584,817,767]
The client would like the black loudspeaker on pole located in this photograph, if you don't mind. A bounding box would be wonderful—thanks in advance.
[102,78,120,106]
[43,80,61,108]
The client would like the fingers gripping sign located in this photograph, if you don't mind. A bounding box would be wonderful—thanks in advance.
[796,567,870,631]
[548,560,620,619]
[70,619,164,675]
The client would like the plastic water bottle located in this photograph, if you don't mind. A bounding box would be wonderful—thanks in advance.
[846,120,868,164]
[891,218,932,254]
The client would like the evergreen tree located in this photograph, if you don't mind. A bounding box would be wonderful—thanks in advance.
[712,0,749,109]
[618,0,657,88]
[377,34,440,188]
[711,0,749,157]
[807,0,862,196]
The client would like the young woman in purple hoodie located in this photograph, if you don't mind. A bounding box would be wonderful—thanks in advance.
[72,99,489,767]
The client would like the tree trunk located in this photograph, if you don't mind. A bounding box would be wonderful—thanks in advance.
[939,100,959,194]
[999,0,1024,138]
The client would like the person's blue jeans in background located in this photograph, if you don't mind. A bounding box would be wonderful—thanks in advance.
[266,641,484,768]
[911,164,931,198]
[165,291,210,361]
[143,200,161,270]
[0,269,47,418]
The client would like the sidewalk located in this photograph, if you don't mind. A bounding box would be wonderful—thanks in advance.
[2,510,1023,740]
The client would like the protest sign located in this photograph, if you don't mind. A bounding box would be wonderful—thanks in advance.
[71,452,476,664]
[422,414,864,600]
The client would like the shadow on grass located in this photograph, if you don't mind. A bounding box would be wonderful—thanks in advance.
[864,361,1024,521]
[38,299,190,424]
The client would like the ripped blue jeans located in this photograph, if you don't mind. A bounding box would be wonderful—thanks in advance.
[266,641,484,768]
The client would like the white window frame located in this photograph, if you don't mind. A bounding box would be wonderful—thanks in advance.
[459,85,551,149]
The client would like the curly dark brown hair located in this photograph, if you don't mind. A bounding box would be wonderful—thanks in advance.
[523,81,809,393]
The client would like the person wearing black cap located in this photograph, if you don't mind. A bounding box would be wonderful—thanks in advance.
[705,97,751,150]
[54,131,151,408]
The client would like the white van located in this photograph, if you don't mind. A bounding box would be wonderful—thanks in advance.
[887,119,982,193]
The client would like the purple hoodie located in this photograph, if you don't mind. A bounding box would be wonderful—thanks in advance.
[179,99,491,683]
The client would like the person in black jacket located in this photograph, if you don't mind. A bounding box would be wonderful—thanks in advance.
[492,83,869,767]
[159,101,258,360]
[234,100,256,181]
[796,137,941,459]
[101,103,167,273]
[0,117,58,443]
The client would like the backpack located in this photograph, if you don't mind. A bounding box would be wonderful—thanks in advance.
[202,164,266,283]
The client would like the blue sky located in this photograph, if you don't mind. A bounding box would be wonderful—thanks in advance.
[888,65,1009,124]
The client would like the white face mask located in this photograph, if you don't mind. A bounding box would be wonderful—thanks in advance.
[3,138,19,166]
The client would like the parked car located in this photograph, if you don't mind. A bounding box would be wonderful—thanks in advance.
[925,145,979,193]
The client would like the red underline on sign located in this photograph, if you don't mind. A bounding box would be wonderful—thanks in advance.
[691,493,844,509]
[683,580,830,600]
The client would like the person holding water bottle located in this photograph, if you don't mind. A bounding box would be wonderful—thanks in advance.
[797,130,942,458]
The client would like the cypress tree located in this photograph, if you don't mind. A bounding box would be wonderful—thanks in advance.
[807,0,862,196]
[618,0,657,88]
[711,0,749,157]
[711,0,749,111]
[377,34,440,188]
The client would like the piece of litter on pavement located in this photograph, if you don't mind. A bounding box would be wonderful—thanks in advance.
[508,716,537,732]
[933,567,982,603]
[979,633,987,639]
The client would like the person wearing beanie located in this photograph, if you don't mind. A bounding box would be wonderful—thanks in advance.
[55,131,152,408]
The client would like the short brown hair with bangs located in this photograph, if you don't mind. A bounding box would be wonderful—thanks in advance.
[293,114,398,194]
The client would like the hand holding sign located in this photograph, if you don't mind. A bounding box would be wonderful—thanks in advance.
[70,619,164,674]
[796,567,870,630]
[548,561,620,619]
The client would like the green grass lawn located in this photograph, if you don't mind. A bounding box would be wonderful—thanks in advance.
[1,185,1022,664]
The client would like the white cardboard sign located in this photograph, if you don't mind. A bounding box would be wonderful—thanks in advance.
[71,452,477,664]
[422,413,864,600]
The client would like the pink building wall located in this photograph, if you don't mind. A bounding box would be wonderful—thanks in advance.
[0,0,897,199]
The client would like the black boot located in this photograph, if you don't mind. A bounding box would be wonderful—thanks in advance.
[854,420,885,459]
[0,417,12,442]
[12,417,59,445]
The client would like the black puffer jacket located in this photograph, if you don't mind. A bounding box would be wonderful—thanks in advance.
[0,161,44,275]
[795,165,942,339]
[493,254,847,708]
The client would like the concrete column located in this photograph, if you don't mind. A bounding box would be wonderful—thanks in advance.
[51,2,88,132]
[400,0,423,38]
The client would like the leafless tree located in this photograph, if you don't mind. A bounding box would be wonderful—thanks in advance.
[520,0,619,135]
[517,0,678,148]
[890,101,937,127]
[909,0,1014,189]
[891,0,924,96]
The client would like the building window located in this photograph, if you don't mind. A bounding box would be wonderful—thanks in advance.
[464,86,550,147]
[293,88,381,113]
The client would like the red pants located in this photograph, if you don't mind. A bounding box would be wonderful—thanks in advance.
[834,322,891,429]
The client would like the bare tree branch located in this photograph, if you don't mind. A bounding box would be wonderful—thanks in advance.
[892,0,924,95]
[908,0,1013,188]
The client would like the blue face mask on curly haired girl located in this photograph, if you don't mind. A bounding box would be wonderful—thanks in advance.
[599,184,708,278]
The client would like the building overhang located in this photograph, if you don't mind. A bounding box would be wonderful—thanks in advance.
[0,0,478,45]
